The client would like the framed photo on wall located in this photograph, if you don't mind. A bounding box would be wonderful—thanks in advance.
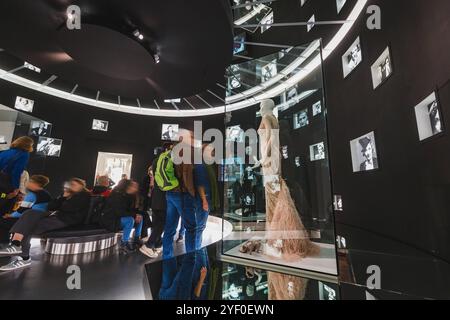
[92,119,109,132]
[370,46,393,89]
[309,142,326,161]
[14,96,34,113]
[414,91,444,141]
[161,124,179,141]
[29,121,52,137]
[349,131,379,173]
[36,137,63,157]
[342,37,362,78]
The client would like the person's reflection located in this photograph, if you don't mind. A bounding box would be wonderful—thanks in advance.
[159,248,209,300]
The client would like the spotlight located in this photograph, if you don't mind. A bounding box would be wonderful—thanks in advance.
[154,54,160,64]
[133,29,144,40]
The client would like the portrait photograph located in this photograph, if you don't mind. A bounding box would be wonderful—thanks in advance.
[161,124,179,141]
[29,121,52,137]
[293,109,309,129]
[342,37,362,78]
[309,142,326,161]
[414,91,444,141]
[14,96,34,113]
[261,60,277,83]
[36,137,63,157]
[312,101,322,116]
[92,119,109,132]
[350,131,379,172]
[371,46,393,89]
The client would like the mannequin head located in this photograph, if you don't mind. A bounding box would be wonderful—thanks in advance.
[260,99,275,117]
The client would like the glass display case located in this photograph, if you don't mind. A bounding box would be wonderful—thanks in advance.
[221,40,338,276]
[222,262,339,300]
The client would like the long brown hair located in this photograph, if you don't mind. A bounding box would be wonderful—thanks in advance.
[10,136,34,153]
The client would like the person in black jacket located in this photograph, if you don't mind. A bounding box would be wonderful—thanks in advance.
[139,144,171,259]
[0,178,91,271]
[100,179,143,254]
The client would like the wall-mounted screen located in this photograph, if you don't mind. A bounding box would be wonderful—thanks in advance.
[161,124,179,141]
[14,96,34,113]
[36,137,63,157]
[350,131,379,172]
[29,120,52,137]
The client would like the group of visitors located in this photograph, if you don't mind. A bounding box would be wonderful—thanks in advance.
[0,131,215,271]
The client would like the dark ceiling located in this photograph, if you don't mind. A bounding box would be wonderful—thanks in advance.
[0,0,233,102]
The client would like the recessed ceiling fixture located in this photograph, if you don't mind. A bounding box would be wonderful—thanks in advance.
[154,54,160,64]
[133,29,144,40]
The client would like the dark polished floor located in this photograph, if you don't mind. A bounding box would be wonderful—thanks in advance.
[0,217,225,300]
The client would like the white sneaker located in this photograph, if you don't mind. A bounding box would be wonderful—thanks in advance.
[139,245,158,258]
[0,245,22,256]
[0,257,31,271]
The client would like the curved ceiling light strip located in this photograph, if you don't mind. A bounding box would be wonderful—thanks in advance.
[0,0,367,117]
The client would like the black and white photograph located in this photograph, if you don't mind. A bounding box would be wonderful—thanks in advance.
[350,131,379,172]
[260,11,274,33]
[161,124,179,141]
[333,195,344,212]
[92,119,109,132]
[293,109,309,129]
[336,0,347,13]
[414,91,444,141]
[29,120,52,137]
[226,125,244,142]
[36,137,63,157]
[261,60,277,83]
[310,142,326,161]
[295,156,301,167]
[282,145,289,159]
[24,61,41,73]
[233,33,246,55]
[312,101,322,116]
[342,37,362,78]
[14,96,34,113]
[371,47,393,89]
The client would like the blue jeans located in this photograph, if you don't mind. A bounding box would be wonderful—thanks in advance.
[120,216,143,244]
[159,251,196,300]
[194,197,209,250]
[162,192,196,258]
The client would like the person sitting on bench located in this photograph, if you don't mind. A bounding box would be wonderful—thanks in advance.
[0,178,91,271]
[0,175,51,243]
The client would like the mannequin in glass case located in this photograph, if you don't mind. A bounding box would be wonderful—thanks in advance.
[248,99,318,260]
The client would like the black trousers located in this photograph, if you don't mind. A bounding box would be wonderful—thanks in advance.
[0,217,18,243]
[146,209,166,249]
[141,212,152,238]
[10,210,68,256]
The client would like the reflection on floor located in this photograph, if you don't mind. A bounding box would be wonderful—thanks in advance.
[224,231,338,275]
[0,216,227,300]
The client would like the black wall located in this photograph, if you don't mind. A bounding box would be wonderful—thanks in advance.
[0,81,224,195]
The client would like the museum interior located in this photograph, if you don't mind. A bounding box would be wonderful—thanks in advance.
[0,0,449,301]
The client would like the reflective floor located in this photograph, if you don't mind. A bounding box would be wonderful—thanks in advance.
[0,216,227,300]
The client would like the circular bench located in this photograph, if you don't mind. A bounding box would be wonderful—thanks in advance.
[39,225,119,255]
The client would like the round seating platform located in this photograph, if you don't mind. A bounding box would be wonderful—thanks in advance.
[39,225,119,255]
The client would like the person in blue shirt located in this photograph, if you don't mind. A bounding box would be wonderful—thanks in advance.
[0,137,33,212]
[0,175,51,243]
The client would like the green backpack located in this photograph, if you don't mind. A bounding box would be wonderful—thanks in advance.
[154,150,179,191]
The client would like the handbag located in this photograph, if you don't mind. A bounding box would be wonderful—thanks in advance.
[0,152,22,193]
